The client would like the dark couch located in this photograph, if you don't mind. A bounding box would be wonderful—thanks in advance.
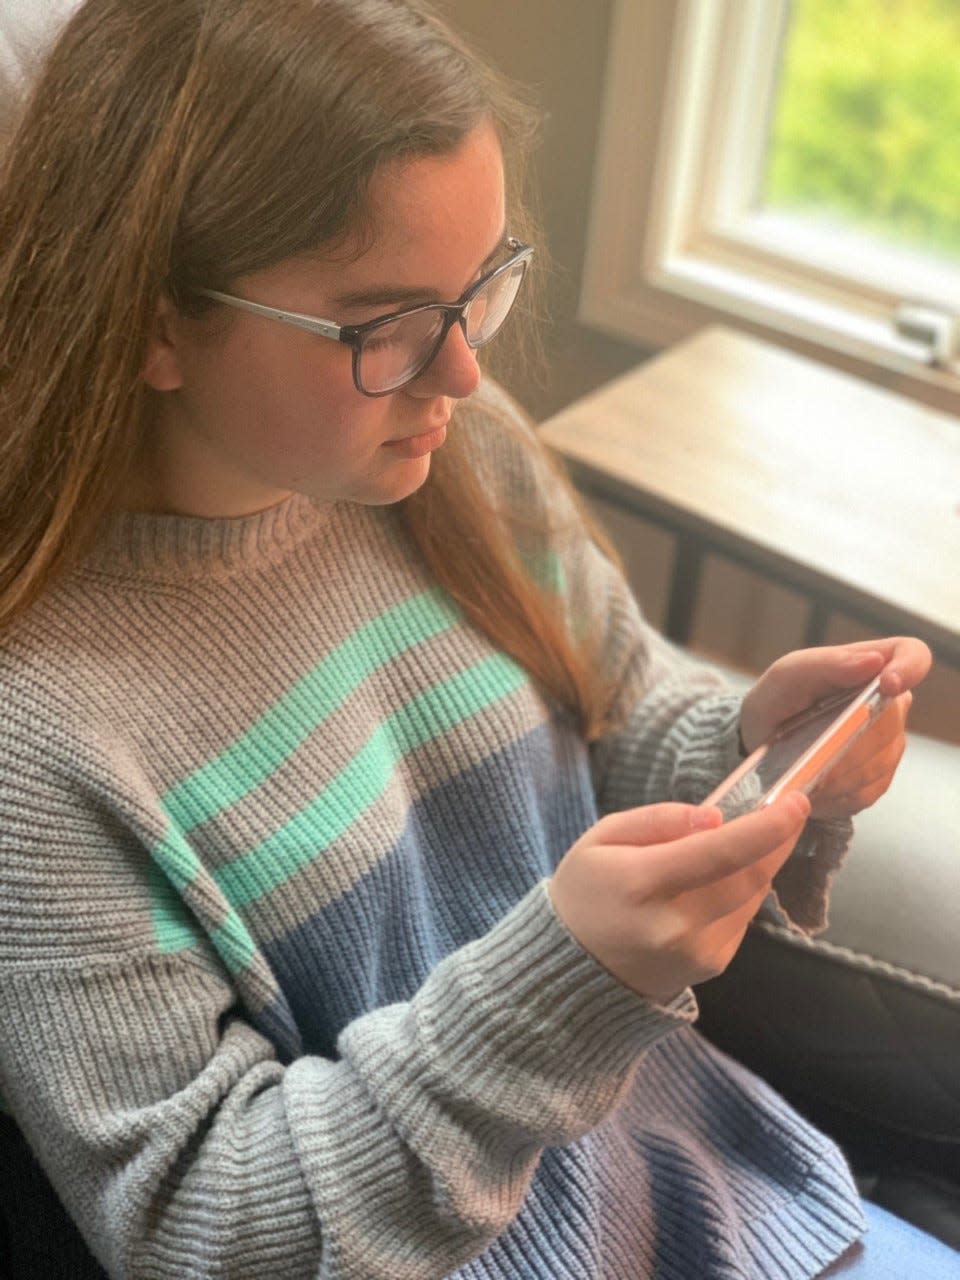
[696,727,960,1252]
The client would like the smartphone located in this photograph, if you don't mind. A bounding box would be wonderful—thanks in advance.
[704,676,891,822]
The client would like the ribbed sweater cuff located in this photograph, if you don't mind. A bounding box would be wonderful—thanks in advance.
[284,883,698,1276]
[337,880,698,1145]
[767,815,855,934]
[667,691,744,804]
[448,880,700,1110]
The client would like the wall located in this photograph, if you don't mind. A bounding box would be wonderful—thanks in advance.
[436,0,959,744]
[436,0,646,421]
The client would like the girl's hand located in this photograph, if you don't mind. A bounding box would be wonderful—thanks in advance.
[548,795,810,1004]
[738,637,932,821]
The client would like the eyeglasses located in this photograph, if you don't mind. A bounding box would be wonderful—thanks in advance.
[196,237,533,397]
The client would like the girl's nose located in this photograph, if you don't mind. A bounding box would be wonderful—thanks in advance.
[406,320,482,400]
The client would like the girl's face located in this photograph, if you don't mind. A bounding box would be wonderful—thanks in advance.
[135,120,507,518]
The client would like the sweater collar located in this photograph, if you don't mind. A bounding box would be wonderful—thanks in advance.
[80,491,333,581]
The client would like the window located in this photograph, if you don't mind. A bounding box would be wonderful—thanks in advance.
[581,0,960,414]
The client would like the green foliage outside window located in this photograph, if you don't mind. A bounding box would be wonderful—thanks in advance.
[762,0,960,260]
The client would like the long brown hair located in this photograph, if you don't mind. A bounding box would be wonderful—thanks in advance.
[0,0,626,739]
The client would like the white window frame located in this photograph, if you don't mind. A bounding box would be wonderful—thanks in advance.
[580,0,960,415]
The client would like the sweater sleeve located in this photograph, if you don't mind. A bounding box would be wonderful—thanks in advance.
[463,379,854,936]
[0,714,695,1280]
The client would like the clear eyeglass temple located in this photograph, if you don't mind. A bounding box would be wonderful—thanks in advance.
[195,289,342,339]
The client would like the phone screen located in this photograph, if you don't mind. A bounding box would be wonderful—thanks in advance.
[705,678,887,821]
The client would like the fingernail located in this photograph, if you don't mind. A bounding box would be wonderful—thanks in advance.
[788,793,811,821]
[690,806,722,831]
[886,671,903,695]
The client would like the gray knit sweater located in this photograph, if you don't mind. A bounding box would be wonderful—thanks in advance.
[0,379,863,1278]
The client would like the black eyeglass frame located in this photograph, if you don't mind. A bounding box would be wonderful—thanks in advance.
[196,237,534,397]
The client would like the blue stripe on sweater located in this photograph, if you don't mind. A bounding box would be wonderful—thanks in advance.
[262,718,597,1057]
[148,639,533,969]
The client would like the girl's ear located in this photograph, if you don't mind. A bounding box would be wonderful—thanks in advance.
[142,293,185,392]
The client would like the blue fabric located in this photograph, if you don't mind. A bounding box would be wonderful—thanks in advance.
[820,1202,960,1277]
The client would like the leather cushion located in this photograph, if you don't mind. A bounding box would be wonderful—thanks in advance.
[819,731,960,995]
[694,731,960,1250]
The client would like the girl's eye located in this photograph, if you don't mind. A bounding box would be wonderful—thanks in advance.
[364,331,405,352]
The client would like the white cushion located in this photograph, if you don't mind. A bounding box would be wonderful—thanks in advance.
[0,0,79,136]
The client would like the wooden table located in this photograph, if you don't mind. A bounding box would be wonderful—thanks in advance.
[539,326,960,667]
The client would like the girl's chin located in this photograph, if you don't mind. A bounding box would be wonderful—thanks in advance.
[339,452,434,508]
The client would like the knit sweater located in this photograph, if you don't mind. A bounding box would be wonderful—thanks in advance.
[0,379,864,1279]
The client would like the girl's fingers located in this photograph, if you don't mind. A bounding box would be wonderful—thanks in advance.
[811,676,917,820]
[831,691,910,768]
[873,639,933,698]
[681,879,778,986]
[740,637,931,754]
[741,646,885,749]
[649,793,809,897]
[781,637,931,702]
[816,732,906,800]
[553,797,807,1002]
[669,832,796,928]
[810,744,905,818]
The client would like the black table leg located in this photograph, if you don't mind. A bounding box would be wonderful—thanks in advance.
[804,599,831,649]
[665,534,704,646]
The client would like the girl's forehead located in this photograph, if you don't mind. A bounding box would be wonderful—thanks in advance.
[312,125,506,293]
[361,122,505,249]
[238,123,506,304]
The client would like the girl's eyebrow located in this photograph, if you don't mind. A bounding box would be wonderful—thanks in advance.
[330,228,509,311]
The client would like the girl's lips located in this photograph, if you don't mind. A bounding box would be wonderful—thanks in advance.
[381,423,448,458]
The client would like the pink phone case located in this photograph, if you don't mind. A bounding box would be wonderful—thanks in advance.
[704,676,890,821]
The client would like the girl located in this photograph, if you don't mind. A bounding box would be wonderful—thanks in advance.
[0,1,946,1276]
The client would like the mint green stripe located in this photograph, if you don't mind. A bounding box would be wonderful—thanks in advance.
[151,825,203,895]
[210,912,258,975]
[149,860,203,954]
[162,588,461,831]
[148,828,258,974]
[214,652,529,909]
[148,826,206,956]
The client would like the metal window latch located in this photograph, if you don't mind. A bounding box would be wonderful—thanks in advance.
[894,302,960,367]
